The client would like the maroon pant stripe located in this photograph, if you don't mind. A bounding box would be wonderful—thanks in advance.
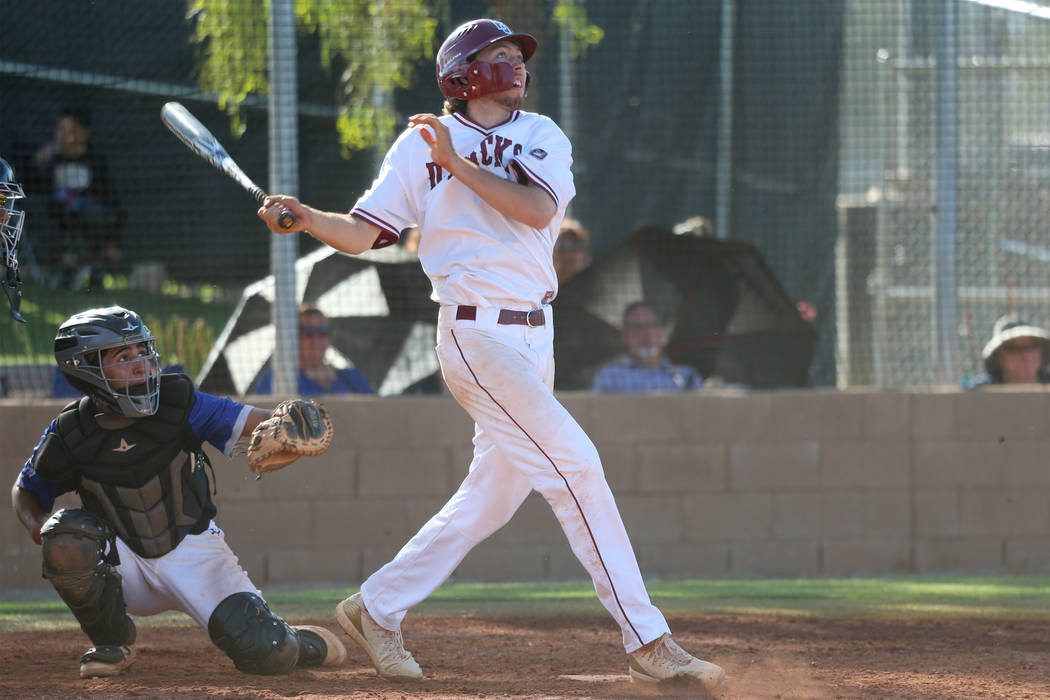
[450,329,643,646]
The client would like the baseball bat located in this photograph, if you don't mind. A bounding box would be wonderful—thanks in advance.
[160,101,294,229]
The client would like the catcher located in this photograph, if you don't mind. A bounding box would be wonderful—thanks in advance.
[10,305,337,679]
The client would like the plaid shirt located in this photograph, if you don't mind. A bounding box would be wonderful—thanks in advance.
[591,356,703,394]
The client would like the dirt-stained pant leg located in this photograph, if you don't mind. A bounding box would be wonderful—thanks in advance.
[363,307,669,652]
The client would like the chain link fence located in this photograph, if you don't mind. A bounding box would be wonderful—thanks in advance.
[2,0,1049,395]
[838,0,1050,387]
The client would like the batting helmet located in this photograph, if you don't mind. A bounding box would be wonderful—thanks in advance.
[0,157,26,269]
[436,19,538,101]
[54,306,161,417]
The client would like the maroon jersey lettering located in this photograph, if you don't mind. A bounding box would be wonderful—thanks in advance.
[479,136,493,166]
[426,162,444,189]
[493,136,513,167]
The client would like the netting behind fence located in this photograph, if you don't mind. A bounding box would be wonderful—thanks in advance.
[1,0,1049,397]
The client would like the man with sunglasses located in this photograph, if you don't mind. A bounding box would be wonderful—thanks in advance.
[251,304,373,396]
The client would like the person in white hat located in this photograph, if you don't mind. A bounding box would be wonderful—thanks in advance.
[969,315,1050,387]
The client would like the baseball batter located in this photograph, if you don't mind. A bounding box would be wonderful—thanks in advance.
[258,18,726,692]
[11,306,345,678]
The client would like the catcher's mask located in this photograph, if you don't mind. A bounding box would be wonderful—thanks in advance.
[436,19,537,101]
[54,306,161,417]
[0,157,26,322]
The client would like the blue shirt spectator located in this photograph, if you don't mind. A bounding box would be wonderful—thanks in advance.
[250,304,374,396]
[591,301,703,394]
[252,366,372,396]
[592,356,702,393]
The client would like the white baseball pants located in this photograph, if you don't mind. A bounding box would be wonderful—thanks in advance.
[115,521,258,627]
[361,304,669,652]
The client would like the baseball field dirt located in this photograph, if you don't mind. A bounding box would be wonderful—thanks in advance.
[3,613,1048,699]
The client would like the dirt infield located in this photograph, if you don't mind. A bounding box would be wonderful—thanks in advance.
[3,614,1048,699]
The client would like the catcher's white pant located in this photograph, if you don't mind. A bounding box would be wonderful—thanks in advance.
[361,305,670,653]
[114,521,258,627]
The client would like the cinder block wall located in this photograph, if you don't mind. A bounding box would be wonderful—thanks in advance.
[3,388,1049,593]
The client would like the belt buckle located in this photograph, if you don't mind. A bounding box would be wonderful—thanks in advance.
[526,309,538,328]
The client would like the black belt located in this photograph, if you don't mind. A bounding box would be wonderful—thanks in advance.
[456,305,545,327]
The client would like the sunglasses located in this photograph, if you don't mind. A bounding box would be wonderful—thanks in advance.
[299,325,332,337]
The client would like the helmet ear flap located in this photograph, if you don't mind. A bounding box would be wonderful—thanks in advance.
[444,60,520,100]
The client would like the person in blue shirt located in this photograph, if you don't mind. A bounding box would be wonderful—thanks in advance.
[592,301,703,394]
[252,304,372,396]
[10,306,345,679]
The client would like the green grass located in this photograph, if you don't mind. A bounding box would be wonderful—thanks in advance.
[3,576,1049,633]
[0,278,236,374]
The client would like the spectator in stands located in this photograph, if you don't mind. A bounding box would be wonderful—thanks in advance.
[592,301,703,393]
[967,315,1050,388]
[252,304,373,396]
[553,217,590,284]
[31,106,124,291]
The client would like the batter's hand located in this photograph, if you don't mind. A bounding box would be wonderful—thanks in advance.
[258,195,310,233]
[409,114,458,171]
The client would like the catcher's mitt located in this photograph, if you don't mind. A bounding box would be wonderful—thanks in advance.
[248,399,333,473]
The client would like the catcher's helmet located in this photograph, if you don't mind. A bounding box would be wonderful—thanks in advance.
[0,157,25,269]
[54,306,161,417]
[436,19,537,101]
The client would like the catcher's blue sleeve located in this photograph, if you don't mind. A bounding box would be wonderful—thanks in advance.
[17,420,70,513]
[189,391,255,458]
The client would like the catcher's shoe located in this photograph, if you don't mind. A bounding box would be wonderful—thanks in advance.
[79,644,136,679]
[295,625,347,667]
[336,592,422,681]
[628,634,726,692]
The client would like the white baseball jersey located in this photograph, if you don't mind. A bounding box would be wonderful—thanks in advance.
[351,110,575,308]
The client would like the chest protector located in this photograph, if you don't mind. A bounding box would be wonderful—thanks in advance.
[35,374,216,558]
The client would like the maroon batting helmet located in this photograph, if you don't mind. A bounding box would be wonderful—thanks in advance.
[436,19,538,101]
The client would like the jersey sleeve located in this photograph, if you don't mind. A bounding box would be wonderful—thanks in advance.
[350,127,419,248]
[509,118,576,212]
[17,420,73,513]
[189,391,255,458]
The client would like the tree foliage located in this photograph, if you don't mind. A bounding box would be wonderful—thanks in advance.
[186,0,601,155]
[187,0,438,153]
[552,0,604,60]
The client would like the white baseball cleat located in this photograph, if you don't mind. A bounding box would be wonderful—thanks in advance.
[336,592,422,682]
[628,633,726,692]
